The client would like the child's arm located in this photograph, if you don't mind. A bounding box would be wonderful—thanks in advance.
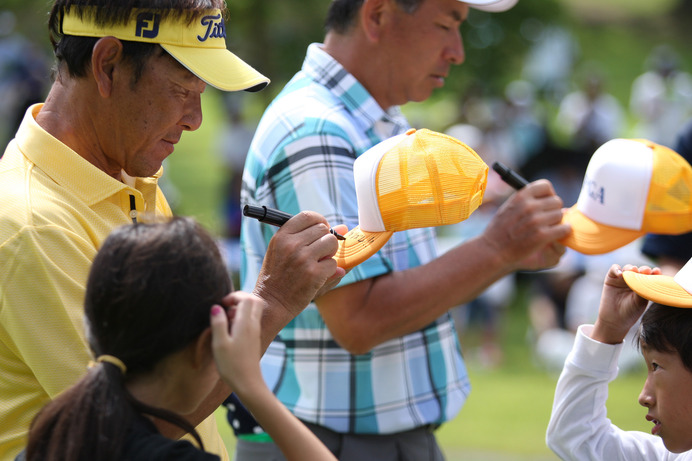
[591,264,660,344]
[210,294,337,461]
[546,263,668,460]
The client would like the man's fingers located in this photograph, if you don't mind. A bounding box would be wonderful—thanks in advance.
[279,211,329,235]
[332,223,348,238]
[524,179,561,201]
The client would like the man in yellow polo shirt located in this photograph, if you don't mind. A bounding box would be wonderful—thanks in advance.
[0,1,344,460]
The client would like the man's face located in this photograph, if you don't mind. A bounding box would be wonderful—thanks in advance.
[638,345,692,453]
[378,0,467,108]
[106,50,206,178]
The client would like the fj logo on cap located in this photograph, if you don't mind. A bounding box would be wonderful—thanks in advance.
[135,12,160,39]
[198,14,225,42]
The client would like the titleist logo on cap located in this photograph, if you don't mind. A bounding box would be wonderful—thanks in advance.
[198,14,225,41]
[133,12,225,42]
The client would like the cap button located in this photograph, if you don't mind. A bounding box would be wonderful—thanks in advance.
[405,128,416,135]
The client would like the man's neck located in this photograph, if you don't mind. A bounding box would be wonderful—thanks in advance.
[37,79,123,180]
[323,33,393,111]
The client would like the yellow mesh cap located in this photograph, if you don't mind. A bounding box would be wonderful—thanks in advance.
[623,257,692,308]
[377,129,487,230]
[561,139,692,255]
[334,129,488,269]
[641,140,692,233]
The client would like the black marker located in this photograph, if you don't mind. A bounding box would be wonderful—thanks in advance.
[243,205,346,240]
[492,161,529,190]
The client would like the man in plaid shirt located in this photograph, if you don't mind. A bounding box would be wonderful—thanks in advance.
[233,0,571,459]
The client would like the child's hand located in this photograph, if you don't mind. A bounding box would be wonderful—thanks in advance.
[592,264,661,344]
[210,292,265,395]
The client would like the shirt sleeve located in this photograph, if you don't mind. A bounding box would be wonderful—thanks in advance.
[546,325,674,460]
[258,132,396,286]
[0,224,95,397]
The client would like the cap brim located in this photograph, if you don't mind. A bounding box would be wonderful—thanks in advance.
[623,271,692,308]
[162,44,269,92]
[462,0,518,12]
[560,206,644,255]
[333,226,394,270]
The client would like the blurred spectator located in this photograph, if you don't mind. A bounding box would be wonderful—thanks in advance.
[555,66,625,169]
[449,80,548,173]
[441,123,517,369]
[498,79,549,169]
[629,44,692,148]
[526,73,624,372]
[530,243,651,373]
[215,93,257,280]
[215,93,256,239]
[521,23,578,104]
[0,11,50,152]
[521,68,623,215]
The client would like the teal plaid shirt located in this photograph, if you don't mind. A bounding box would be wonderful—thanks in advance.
[240,43,470,434]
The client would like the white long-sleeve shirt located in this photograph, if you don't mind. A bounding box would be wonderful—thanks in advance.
[546,325,691,460]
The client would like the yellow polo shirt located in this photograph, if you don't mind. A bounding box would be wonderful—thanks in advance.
[0,104,228,460]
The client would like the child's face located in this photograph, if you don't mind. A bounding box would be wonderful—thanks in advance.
[639,345,692,453]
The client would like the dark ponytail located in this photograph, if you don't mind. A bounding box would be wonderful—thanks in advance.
[27,366,133,460]
[26,217,232,460]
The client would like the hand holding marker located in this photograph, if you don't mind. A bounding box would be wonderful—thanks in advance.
[245,164,524,239]
[243,205,346,240]
[492,161,529,190]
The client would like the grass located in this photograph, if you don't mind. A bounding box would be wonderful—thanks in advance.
[442,369,648,460]
[213,365,649,460]
[433,291,650,460]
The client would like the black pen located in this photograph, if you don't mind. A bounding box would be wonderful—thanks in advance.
[492,161,529,190]
[243,205,346,240]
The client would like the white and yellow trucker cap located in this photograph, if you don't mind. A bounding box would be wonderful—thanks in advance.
[334,128,488,270]
[60,7,269,92]
[462,0,519,12]
[560,138,692,255]
[623,257,692,308]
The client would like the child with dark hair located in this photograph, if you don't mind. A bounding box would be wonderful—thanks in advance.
[24,217,336,461]
[547,259,692,460]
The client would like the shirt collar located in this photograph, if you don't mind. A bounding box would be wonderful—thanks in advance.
[301,43,407,136]
[15,104,161,206]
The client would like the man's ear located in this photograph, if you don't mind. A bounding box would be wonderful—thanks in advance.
[191,327,214,371]
[360,0,391,42]
[91,36,124,98]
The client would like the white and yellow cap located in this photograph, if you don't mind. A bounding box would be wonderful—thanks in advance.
[61,7,269,92]
[624,258,692,308]
[334,128,488,269]
[560,138,692,255]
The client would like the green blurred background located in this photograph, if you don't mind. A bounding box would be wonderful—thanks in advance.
[3,0,691,459]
